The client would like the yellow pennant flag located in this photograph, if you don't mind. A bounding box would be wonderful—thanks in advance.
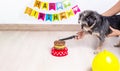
[34,0,41,9]
[59,12,67,20]
[66,9,74,18]
[31,10,39,18]
[24,7,33,16]
[41,2,49,10]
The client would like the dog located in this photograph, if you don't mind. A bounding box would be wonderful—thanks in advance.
[78,10,120,54]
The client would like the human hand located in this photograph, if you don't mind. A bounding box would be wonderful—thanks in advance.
[75,31,85,40]
[108,27,120,37]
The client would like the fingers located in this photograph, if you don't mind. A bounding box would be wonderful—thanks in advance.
[108,26,120,37]
[107,33,114,37]
[107,27,114,37]
[109,26,115,31]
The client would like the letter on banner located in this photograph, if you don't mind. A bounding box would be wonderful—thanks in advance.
[72,5,80,15]
[49,3,56,10]
[45,14,52,21]
[34,0,41,9]
[60,12,67,20]
[31,10,39,18]
[24,7,33,15]
[38,13,45,21]
[52,14,59,21]
[66,9,74,18]
[53,14,59,21]
[41,2,49,10]
[62,0,71,8]
[56,2,63,10]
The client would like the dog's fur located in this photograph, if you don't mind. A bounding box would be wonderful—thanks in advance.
[78,10,120,54]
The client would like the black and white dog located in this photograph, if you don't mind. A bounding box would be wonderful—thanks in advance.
[78,10,120,54]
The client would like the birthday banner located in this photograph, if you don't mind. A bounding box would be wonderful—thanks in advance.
[25,5,80,22]
[34,0,71,11]
[24,0,81,22]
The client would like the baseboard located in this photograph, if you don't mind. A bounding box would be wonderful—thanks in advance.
[0,24,81,31]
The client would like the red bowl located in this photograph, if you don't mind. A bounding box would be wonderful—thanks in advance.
[51,47,68,57]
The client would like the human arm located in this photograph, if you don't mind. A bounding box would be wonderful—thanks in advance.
[102,1,120,16]
[101,1,120,36]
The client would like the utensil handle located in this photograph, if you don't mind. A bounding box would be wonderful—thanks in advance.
[59,35,76,41]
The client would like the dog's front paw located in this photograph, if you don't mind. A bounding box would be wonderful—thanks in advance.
[94,50,101,54]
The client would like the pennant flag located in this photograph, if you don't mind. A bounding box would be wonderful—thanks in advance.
[24,7,33,16]
[25,3,81,22]
[66,9,74,18]
[41,2,49,10]
[60,12,67,20]
[72,5,80,14]
[31,10,39,18]
[45,14,52,21]
[34,0,41,9]
[56,2,63,10]
[52,14,59,21]
[38,12,45,21]
[49,3,56,10]
[62,0,71,8]
[33,0,72,11]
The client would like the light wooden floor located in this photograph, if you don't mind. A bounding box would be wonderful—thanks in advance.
[0,31,119,71]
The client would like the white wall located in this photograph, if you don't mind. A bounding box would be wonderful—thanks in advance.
[0,0,118,24]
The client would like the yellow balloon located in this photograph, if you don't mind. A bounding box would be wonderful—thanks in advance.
[119,63,120,71]
[92,50,119,71]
